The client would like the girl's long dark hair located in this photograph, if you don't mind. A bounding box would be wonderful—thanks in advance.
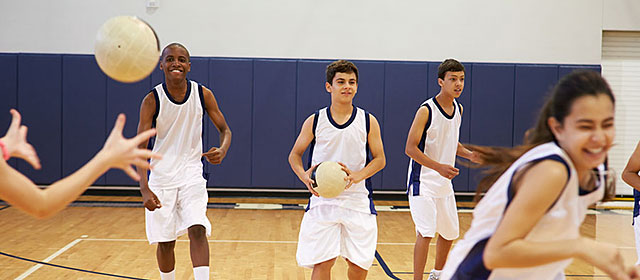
[468,70,615,201]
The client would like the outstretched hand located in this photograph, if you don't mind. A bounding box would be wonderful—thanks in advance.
[1,109,40,169]
[99,114,161,181]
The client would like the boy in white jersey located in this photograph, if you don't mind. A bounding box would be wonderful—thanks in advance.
[405,59,479,280]
[289,60,386,280]
[136,43,232,280]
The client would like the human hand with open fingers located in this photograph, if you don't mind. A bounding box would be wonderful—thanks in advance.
[337,162,363,189]
[98,113,161,181]
[581,238,630,280]
[202,146,227,164]
[1,109,41,169]
[303,163,320,196]
[142,189,162,211]
[437,163,459,180]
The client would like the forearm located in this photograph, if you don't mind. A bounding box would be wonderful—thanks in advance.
[456,143,473,160]
[288,152,307,182]
[353,156,386,183]
[485,238,582,269]
[218,128,232,152]
[406,145,441,170]
[1,152,110,219]
[622,172,640,192]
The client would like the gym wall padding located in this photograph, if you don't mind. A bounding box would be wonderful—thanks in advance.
[17,54,63,184]
[62,55,107,185]
[382,62,429,191]
[207,58,254,187]
[0,54,18,169]
[252,60,298,188]
[0,53,601,192]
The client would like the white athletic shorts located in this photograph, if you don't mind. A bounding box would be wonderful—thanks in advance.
[409,194,459,240]
[634,215,640,265]
[145,180,211,244]
[296,205,377,270]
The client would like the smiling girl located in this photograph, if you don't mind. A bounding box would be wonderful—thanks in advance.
[441,70,639,280]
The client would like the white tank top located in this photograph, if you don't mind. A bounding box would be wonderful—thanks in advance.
[306,106,376,215]
[441,142,604,280]
[148,80,206,189]
[407,97,462,197]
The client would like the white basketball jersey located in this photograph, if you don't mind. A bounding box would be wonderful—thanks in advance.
[307,106,376,215]
[148,80,206,189]
[407,97,462,197]
[441,142,604,280]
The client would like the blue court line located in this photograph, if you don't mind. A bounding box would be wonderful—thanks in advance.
[0,251,148,280]
[374,250,402,280]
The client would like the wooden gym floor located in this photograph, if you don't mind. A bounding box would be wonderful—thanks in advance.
[0,195,636,279]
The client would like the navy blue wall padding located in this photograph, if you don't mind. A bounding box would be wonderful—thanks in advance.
[61,55,107,184]
[2,52,602,192]
[382,62,429,191]
[252,60,297,188]
[104,76,153,185]
[468,64,515,191]
[17,54,63,183]
[294,60,332,188]
[207,58,254,187]
[513,65,558,145]
[0,54,19,169]
[558,65,601,80]
[353,61,385,189]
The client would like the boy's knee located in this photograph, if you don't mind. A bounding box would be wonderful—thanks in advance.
[188,225,207,239]
[157,241,176,252]
[314,258,337,270]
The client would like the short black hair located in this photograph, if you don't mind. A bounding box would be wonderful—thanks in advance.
[438,59,465,80]
[162,42,190,62]
[326,60,359,84]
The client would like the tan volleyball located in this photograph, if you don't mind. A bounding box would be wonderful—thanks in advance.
[94,16,160,83]
[311,161,348,198]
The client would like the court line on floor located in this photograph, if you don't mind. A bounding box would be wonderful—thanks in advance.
[15,238,83,280]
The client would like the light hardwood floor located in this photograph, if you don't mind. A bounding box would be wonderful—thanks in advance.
[0,197,635,279]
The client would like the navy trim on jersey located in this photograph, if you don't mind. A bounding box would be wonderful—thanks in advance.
[198,84,206,112]
[148,88,160,151]
[450,237,491,280]
[634,189,640,222]
[162,80,192,105]
[364,111,377,215]
[432,96,456,120]
[305,111,320,212]
[457,101,463,115]
[198,84,209,181]
[326,105,357,129]
[505,154,570,211]
[407,104,431,196]
[424,103,432,131]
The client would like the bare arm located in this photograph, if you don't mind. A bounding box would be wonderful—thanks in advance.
[288,115,318,196]
[404,106,459,179]
[622,141,640,192]
[343,114,386,188]
[201,86,232,165]
[484,160,630,279]
[0,112,158,219]
[136,93,162,211]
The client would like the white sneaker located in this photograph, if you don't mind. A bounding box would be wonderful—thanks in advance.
[427,272,440,280]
